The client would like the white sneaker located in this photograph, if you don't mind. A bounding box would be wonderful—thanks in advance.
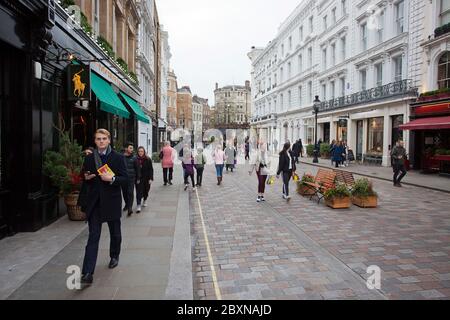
[282,194,287,199]
[260,196,266,202]
[184,184,188,191]
[257,196,261,203]
[192,187,197,191]
[142,200,147,207]
[136,205,142,213]
[285,195,291,201]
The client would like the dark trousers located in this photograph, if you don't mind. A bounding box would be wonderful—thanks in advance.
[82,208,121,275]
[184,172,195,187]
[294,155,299,163]
[121,179,135,210]
[282,170,293,196]
[257,171,267,194]
[393,163,407,184]
[136,180,150,205]
[163,167,173,184]
[245,152,250,160]
[226,164,234,172]
[196,167,204,186]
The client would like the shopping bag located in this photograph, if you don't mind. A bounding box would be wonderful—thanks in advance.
[266,175,275,185]
[293,172,300,182]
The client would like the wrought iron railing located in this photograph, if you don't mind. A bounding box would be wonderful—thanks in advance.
[319,79,418,112]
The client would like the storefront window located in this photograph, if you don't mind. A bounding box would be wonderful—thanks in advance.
[307,127,314,145]
[337,119,348,142]
[391,115,404,148]
[367,117,384,155]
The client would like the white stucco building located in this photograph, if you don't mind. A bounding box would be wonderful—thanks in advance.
[136,0,156,154]
[249,0,424,166]
[192,95,204,139]
[160,26,172,142]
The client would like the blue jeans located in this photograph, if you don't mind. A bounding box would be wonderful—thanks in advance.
[215,164,224,177]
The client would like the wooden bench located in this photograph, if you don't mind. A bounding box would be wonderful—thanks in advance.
[304,169,337,203]
[334,169,355,191]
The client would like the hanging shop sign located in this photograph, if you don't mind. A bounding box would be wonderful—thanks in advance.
[67,63,91,101]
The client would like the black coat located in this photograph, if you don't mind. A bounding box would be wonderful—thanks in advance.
[124,154,139,181]
[292,142,301,156]
[82,150,129,222]
[137,156,154,182]
[277,150,297,175]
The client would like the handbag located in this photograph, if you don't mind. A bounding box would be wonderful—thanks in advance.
[159,150,163,160]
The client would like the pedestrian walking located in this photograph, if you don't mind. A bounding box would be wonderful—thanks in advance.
[342,140,349,167]
[391,140,407,187]
[332,141,345,168]
[182,148,196,191]
[292,140,301,164]
[135,147,153,213]
[245,140,250,161]
[276,142,297,201]
[213,145,226,185]
[249,142,271,202]
[80,129,128,286]
[298,138,304,158]
[225,143,236,172]
[195,147,206,187]
[273,139,278,154]
[161,141,175,186]
[122,142,138,216]
[330,139,336,166]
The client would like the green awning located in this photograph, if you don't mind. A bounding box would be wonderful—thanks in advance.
[119,91,150,124]
[91,72,130,119]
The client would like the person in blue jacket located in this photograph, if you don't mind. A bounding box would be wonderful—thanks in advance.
[332,141,345,168]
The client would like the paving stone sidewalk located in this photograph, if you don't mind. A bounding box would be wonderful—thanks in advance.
[191,163,450,300]
[5,166,192,300]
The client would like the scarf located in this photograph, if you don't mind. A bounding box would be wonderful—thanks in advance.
[137,155,146,167]
[94,145,112,170]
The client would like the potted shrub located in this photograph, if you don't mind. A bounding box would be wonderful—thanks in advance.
[296,174,316,196]
[351,178,378,208]
[324,183,351,209]
[43,132,85,221]
[306,144,315,157]
[320,143,331,159]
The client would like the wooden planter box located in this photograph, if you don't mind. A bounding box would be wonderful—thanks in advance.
[352,196,378,208]
[297,184,316,196]
[325,196,351,209]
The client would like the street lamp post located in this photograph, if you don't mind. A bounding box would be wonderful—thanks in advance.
[313,95,321,164]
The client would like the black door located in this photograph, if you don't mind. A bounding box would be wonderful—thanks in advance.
[0,42,25,238]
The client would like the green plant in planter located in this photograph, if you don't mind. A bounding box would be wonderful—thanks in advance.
[324,183,350,200]
[351,178,377,198]
[43,132,84,196]
[306,144,315,157]
[435,149,450,156]
[297,173,315,186]
[320,143,331,158]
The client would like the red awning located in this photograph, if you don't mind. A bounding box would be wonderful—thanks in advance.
[400,116,450,130]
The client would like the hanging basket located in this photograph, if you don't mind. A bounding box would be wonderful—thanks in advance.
[64,192,86,221]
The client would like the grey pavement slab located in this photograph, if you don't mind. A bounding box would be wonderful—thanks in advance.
[5,165,193,300]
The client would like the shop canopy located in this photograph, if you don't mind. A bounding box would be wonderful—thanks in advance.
[119,92,150,124]
[91,72,130,119]
[400,116,450,130]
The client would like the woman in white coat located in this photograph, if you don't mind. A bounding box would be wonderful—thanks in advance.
[248,142,271,202]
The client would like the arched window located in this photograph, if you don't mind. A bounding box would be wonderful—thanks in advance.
[438,52,450,89]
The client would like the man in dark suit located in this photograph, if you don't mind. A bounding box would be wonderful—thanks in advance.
[80,129,128,286]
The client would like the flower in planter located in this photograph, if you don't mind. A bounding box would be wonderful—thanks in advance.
[351,178,377,198]
[324,183,351,200]
[297,173,315,186]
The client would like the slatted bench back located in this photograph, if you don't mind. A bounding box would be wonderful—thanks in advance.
[315,169,336,191]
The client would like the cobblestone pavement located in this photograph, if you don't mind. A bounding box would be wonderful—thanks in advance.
[191,163,450,300]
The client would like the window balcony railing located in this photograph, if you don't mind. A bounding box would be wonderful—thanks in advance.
[435,22,450,38]
[319,79,418,112]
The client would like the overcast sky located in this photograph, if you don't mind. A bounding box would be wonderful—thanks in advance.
[156,0,303,104]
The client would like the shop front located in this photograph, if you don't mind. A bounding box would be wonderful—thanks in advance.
[401,102,450,175]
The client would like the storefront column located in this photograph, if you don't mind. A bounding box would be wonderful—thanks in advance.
[317,123,323,142]
[362,119,368,157]
[382,112,392,167]
[330,118,337,142]
[348,119,357,152]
